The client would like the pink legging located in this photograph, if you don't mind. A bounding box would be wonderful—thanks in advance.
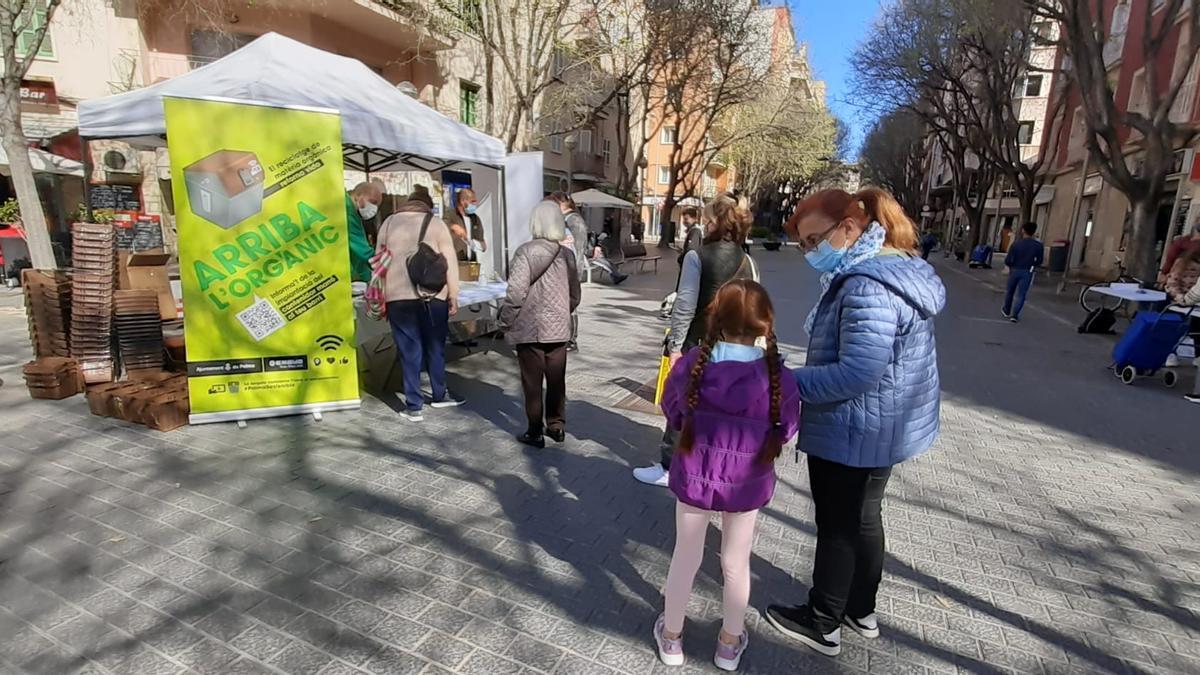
[663,500,759,636]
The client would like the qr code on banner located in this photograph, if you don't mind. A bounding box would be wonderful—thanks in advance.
[236,296,286,341]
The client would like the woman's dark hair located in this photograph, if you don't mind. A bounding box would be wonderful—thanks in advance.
[548,191,578,212]
[701,192,753,244]
[676,279,783,464]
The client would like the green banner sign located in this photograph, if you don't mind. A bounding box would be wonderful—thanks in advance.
[164,97,359,423]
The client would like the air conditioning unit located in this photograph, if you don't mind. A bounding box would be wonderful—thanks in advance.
[100,146,139,175]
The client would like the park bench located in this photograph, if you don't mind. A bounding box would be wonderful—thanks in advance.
[619,243,661,275]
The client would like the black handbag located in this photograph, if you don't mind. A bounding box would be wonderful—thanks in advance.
[406,213,448,298]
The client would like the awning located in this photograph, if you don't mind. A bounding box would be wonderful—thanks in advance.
[1035,185,1055,205]
[0,145,84,177]
[77,32,506,171]
[572,188,635,210]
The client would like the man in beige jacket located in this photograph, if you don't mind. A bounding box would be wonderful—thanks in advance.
[376,185,462,421]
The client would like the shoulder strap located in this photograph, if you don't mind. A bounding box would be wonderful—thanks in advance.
[417,212,433,243]
[528,243,559,288]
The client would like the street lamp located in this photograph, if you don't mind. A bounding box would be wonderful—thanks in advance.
[564,133,577,196]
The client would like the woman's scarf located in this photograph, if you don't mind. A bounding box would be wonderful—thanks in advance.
[804,221,887,335]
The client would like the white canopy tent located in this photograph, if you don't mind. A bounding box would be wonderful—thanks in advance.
[76,32,540,273]
[571,188,635,210]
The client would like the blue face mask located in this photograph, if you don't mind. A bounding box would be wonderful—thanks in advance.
[804,239,848,273]
[464,204,477,216]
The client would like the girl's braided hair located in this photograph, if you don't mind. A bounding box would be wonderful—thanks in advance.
[676,279,784,463]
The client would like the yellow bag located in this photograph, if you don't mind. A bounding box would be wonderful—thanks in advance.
[654,331,671,407]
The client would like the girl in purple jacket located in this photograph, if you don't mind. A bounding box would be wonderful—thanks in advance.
[654,280,801,670]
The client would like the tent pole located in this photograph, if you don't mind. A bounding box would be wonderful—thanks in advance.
[80,137,94,222]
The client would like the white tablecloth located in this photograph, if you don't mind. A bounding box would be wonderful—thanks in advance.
[458,281,507,307]
[1086,284,1166,303]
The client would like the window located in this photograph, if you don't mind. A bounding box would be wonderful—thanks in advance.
[1067,107,1086,164]
[1171,27,1199,122]
[1104,1,1131,66]
[657,166,670,185]
[660,126,678,145]
[461,0,482,33]
[603,139,612,165]
[459,81,480,127]
[190,30,255,67]
[1024,75,1044,97]
[1128,68,1149,115]
[15,1,54,59]
[549,134,563,154]
[1017,121,1036,145]
[553,48,568,77]
[1031,21,1053,42]
[578,129,593,155]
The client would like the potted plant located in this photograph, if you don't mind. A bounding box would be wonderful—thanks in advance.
[0,199,23,287]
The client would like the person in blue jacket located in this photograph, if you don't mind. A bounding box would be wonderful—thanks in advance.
[1002,222,1044,323]
[766,187,946,658]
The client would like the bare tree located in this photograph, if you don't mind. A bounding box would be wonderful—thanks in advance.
[853,0,1064,249]
[0,0,63,269]
[861,109,928,216]
[1024,0,1200,282]
[647,0,777,235]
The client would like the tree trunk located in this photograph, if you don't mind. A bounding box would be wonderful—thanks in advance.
[1126,196,1160,285]
[1018,190,1034,227]
[484,49,496,136]
[660,194,678,248]
[0,88,56,270]
[504,104,525,152]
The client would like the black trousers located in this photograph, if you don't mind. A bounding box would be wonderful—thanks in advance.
[517,342,568,434]
[807,455,892,633]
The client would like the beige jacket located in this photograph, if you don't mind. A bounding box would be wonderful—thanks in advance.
[377,201,460,303]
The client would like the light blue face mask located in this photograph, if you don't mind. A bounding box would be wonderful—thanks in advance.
[804,239,848,272]
[464,204,478,216]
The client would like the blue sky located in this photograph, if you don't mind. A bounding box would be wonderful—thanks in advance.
[787,0,883,159]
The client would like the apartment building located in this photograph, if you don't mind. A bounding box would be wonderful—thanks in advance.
[978,18,1063,248]
[1039,0,1200,278]
[639,3,823,239]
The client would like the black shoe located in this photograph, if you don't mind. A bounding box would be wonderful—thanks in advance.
[612,274,629,286]
[546,428,565,443]
[764,604,841,656]
[517,431,545,448]
[1009,316,1019,323]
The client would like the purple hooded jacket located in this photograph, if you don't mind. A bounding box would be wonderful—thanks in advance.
[661,347,801,512]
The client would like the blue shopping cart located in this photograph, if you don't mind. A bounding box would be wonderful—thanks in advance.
[1111,306,1197,387]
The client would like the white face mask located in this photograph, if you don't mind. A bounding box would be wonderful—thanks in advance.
[358,202,378,220]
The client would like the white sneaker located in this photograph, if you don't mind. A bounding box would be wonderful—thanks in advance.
[842,613,880,639]
[633,464,669,487]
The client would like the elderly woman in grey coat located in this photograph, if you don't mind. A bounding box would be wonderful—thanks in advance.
[502,201,582,448]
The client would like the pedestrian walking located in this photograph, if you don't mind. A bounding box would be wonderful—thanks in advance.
[633,192,758,488]
[1002,222,1044,323]
[377,186,464,422]
[549,192,592,351]
[654,279,800,671]
[766,187,944,657]
[501,201,582,448]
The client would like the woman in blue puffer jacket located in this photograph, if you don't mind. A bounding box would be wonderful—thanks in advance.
[765,187,946,658]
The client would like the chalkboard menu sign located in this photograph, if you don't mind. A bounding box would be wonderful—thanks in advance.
[115,216,163,251]
[88,184,141,212]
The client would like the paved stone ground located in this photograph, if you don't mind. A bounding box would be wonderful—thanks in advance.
[0,251,1197,675]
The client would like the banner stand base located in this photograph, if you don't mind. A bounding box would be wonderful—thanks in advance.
[189,400,361,426]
